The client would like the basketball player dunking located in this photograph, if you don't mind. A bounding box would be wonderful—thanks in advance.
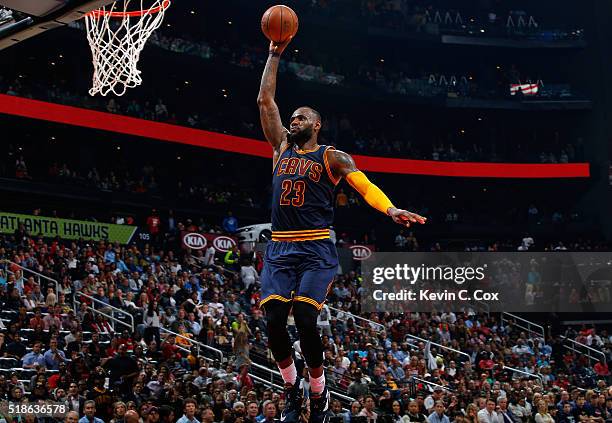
[257,38,427,423]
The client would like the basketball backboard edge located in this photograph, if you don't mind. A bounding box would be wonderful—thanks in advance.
[0,0,115,50]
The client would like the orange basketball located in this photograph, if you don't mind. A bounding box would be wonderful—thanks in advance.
[261,5,299,44]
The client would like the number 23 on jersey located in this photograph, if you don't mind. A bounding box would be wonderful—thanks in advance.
[279,179,305,207]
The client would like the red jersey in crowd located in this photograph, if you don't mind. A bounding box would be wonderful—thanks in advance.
[147,214,161,234]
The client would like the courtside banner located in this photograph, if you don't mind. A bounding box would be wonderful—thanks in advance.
[361,252,612,313]
[181,231,238,253]
[0,212,137,244]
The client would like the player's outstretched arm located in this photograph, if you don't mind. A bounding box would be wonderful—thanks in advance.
[257,39,292,152]
[328,150,427,228]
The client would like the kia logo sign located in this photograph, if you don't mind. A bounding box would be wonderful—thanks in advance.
[350,245,372,261]
[183,233,207,250]
[214,236,236,252]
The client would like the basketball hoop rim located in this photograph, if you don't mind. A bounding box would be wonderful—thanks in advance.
[86,0,170,18]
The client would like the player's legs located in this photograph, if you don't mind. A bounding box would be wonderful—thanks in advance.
[263,300,304,423]
[260,241,303,422]
[293,300,325,374]
[292,240,338,423]
[293,300,331,423]
[260,246,298,377]
[263,299,293,365]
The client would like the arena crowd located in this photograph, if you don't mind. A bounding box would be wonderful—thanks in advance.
[0,211,608,423]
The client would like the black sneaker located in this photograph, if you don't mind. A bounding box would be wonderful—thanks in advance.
[280,376,303,423]
[309,387,330,423]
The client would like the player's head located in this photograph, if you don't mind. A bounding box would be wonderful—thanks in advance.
[289,106,321,144]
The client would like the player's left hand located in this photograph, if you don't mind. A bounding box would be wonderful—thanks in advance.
[269,37,292,55]
[387,207,427,227]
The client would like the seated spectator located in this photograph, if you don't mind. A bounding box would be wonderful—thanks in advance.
[21,341,44,368]
[43,337,66,370]
[405,400,428,423]
[430,401,451,423]
[359,395,379,423]
[29,308,45,330]
[177,398,200,423]
[6,333,26,359]
[79,400,106,423]
[43,304,62,330]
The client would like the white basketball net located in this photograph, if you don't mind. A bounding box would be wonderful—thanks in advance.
[85,0,170,96]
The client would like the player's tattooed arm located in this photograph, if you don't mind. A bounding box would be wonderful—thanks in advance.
[328,150,426,227]
[257,39,292,153]
[327,149,358,179]
[257,55,288,152]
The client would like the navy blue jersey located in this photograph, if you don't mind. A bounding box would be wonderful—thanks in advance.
[271,144,339,232]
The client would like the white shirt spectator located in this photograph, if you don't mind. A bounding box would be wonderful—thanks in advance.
[424,396,435,412]
[240,265,259,290]
[317,305,331,328]
[338,354,350,369]
[535,413,554,423]
[511,343,531,355]
[209,301,224,316]
[587,333,604,347]
[144,312,161,328]
[508,403,528,422]
[441,312,456,324]
[203,246,216,266]
[478,409,503,423]
[358,409,378,423]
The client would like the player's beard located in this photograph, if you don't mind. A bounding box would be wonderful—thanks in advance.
[289,125,314,145]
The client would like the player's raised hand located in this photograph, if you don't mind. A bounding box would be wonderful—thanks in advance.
[269,37,292,55]
[387,207,427,227]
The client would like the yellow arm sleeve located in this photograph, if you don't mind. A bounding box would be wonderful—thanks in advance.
[345,171,394,215]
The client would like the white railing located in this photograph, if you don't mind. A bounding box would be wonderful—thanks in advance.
[405,334,472,363]
[503,365,544,386]
[410,376,454,392]
[560,335,606,364]
[73,291,135,332]
[501,312,545,340]
[159,326,224,363]
[250,360,280,385]
[248,373,284,390]
[327,306,384,331]
[168,339,213,364]
[327,387,356,404]
[2,260,60,299]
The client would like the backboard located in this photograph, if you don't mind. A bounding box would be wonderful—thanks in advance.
[0,0,115,50]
